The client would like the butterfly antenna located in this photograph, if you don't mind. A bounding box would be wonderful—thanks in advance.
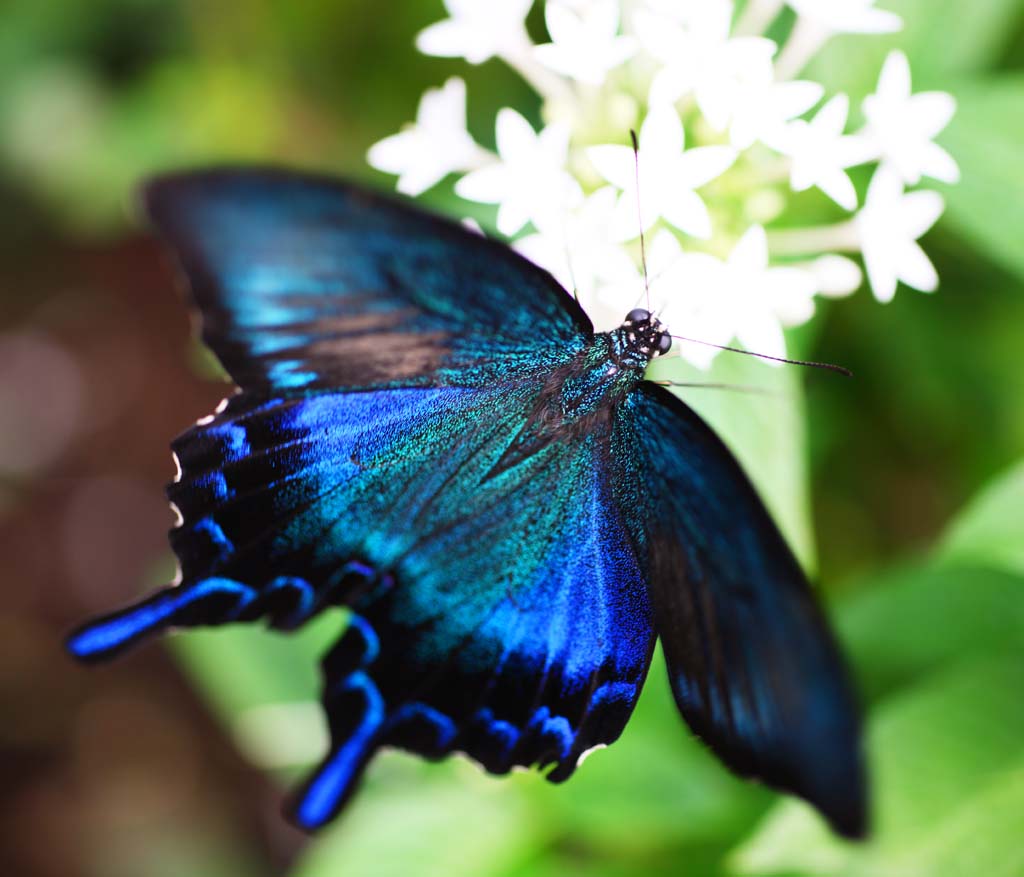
[631,129,651,312]
[669,335,853,377]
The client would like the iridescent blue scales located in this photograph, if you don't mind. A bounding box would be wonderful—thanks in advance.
[66,169,867,838]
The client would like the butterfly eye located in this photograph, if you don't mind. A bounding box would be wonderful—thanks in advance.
[656,332,672,355]
[626,308,651,323]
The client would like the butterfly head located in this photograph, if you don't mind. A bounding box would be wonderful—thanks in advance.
[620,308,672,360]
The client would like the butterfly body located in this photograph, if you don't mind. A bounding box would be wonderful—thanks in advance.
[67,168,867,839]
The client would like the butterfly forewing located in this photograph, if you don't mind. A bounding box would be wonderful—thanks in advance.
[142,169,591,392]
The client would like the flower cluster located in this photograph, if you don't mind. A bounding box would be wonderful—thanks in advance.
[368,0,958,367]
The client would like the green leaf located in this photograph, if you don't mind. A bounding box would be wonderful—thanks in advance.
[808,0,1023,102]
[729,654,1024,876]
[887,758,1024,877]
[171,612,341,771]
[940,76,1024,281]
[838,563,1024,700]
[518,649,769,855]
[938,458,1024,576]
[293,757,543,877]
[646,352,815,572]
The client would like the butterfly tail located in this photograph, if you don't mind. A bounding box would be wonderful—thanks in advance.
[288,615,385,831]
[65,577,260,662]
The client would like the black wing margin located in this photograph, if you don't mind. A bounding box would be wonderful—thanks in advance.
[615,382,867,838]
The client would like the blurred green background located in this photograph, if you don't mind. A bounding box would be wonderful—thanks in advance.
[2,1,1023,875]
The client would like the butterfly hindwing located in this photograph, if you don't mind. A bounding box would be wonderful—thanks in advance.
[143,169,591,392]
[69,381,655,829]
[293,412,655,828]
[613,383,867,838]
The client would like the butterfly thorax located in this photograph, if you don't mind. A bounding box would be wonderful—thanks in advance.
[486,310,670,479]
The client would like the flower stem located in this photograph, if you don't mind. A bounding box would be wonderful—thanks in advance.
[767,220,860,255]
[774,16,830,80]
[734,0,785,37]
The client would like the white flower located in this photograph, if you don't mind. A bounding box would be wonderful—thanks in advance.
[626,228,688,309]
[367,78,485,196]
[639,0,728,20]
[416,0,534,64]
[786,0,902,34]
[455,108,582,236]
[534,0,636,85]
[635,5,825,149]
[763,93,868,210]
[856,166,944,302]
[514,187,637,326]
[374,0,955,348]
[861,50,960,185]
[658,226,818,368]
[635,5,780,134]
[587,106,736,240]
[806,254,863,297]
[730,79,825,151]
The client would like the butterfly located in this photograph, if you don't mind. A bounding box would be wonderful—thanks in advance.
[66,168,866,838]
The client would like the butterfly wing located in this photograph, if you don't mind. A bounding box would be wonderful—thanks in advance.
[68,171,651,829]
[613,383,867,838]
[69,382,654,829]
[142,168,591,392]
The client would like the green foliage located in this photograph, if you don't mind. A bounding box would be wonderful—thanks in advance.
[808,0,1024,99]
[941,76,1024,281]
[293,759,544,877]
[939,459,1024,576]
[730,461,1024,876]
[732,655,1024,877]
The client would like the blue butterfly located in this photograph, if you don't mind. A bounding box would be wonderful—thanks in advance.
[67,168,866,838]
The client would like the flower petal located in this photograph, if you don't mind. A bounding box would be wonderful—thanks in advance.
[454,164,508,202]
[641,104,685,164]
[496,198,531,237]
[495,108,538,161]
[854,7,903,34]
[910,91,957,138]
[730,225,769,269]
[415,20,470,58]
[544,1,582,45]
[901,189,945,238]
[863,236,898,303]
[809,254,863,297]
[737,312,787,362]
[396,164,447,197]
[866,163,904,207]
[771,80,826,121]
[662,188,713,239]
[418,78,463,129]
[538,120,571,163]
[877,50,911,101]
[896,241,939,291]
[587,144,637,191]
[816,167,859,211]
[367,131,418,174]
[814,93,850,138]
[918,141,961,184]
[676,145,737,188]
